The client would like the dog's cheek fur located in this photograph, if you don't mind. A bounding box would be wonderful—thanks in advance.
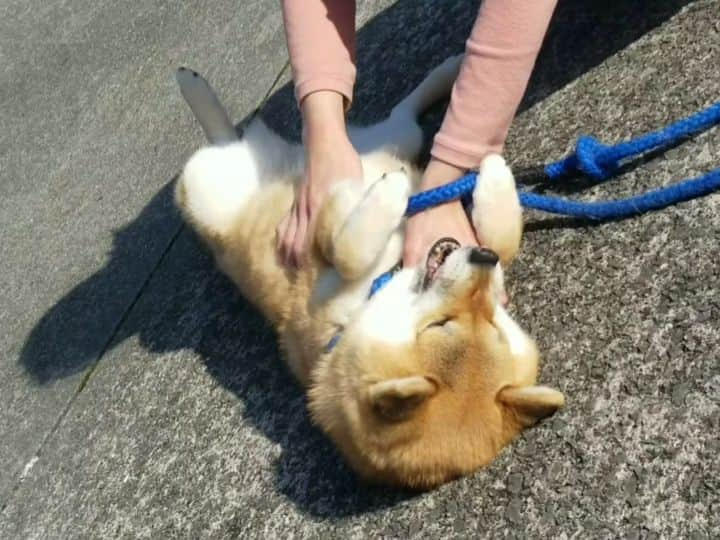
[307,299,533,488]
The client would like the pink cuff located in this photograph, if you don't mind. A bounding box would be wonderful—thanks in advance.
[430,0,557,171]
[294,74,356,109]
[431,136,503,171]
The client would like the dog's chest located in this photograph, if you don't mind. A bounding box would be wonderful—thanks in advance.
[312,227,406,329]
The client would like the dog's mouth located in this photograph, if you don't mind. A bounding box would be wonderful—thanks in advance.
[422,237,461,289]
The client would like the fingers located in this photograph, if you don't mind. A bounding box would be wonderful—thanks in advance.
[276,135,363,269]
[276,190,313,269]
[277,201,299,268]
[276,207,290,254]
[289,200,309,268]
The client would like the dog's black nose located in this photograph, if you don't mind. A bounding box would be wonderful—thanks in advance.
[468,247,499,266]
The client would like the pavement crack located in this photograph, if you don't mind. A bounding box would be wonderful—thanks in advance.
[1,221,185,515]
[257,60,289,112]
[2,64,291,514]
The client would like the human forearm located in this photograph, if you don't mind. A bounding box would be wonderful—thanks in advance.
[281,0,357,107]
[431,0,558,169]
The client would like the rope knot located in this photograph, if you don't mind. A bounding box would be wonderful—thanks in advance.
[575,135,618,180]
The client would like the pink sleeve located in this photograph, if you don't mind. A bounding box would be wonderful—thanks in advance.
[431,0,558,169]
[281,0,357,107]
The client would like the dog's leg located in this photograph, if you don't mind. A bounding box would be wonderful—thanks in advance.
[175,142,264,246]
[175,67,262,243]
[392,54,463,119]
[315,170,411,281]
[175,68,304,245]
[472,155,522,306]
[176,67,239,145]
[176,66,303,175]
[472,155,523,266]
[350,55,463,161]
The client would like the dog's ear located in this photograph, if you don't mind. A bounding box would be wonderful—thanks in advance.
[498,385,564,427]
[368,376,437,422]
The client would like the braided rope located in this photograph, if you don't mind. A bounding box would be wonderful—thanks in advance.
[372,101,720,299]
[405,100,720,220]
[325,101,720,352]
[519,168,720,219]
[546,101,720,181]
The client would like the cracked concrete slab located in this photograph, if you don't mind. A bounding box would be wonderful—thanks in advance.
[0,0,288,504]
[2,0,719,538]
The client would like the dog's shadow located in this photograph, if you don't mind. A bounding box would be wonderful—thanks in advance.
[19,0,693,518]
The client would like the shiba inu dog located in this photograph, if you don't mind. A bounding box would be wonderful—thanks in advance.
[174,56,563,489]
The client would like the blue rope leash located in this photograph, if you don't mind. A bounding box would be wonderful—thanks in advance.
[519,169,720,220]
[382,100,720,295]
[327,101,720,352]
[406,100,720,220]
[407,167,720,221]
[545,101,720,181]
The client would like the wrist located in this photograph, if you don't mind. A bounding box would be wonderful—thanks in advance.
[421,158,467,189]
[301,90,347,144]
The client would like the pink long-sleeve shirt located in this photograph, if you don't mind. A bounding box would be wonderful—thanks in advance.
[282,0,557,170]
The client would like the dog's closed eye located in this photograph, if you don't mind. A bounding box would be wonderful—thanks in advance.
[424,317,452,331]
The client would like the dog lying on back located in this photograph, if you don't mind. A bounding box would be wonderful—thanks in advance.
[174,56,563,489]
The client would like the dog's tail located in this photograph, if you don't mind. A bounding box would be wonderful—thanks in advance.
[391,54,463,118]
[176,67,239,145]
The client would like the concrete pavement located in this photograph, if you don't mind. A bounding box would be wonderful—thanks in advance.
[1,0,718,537]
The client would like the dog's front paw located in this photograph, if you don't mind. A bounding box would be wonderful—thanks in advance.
[318,169,411,281]
[472,155,522,266]
[370,168,412,219]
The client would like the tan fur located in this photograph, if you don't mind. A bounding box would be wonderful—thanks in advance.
[175,61,563,489]
[307,261,560,488]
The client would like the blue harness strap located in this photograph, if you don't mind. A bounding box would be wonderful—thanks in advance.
[324,100,720,353]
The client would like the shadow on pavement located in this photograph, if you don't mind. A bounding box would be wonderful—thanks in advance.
[18,0,693,518]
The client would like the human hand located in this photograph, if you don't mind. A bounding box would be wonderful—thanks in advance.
[403,158,511,306]
[402,159,477,268]
[276,91,363,267]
